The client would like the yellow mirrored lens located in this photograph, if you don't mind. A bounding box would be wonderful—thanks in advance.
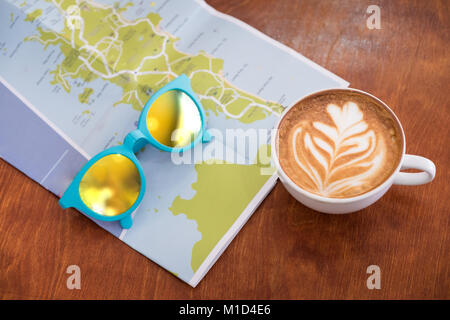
[146,90,202,148]
[79,154,141,216]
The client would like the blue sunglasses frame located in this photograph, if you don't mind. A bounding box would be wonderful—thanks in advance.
[59,74,211,229]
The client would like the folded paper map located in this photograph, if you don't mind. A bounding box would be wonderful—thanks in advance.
[0,0,348,286]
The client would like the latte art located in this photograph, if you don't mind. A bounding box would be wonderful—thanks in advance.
[292,102,384,197]
[277,91,402,198]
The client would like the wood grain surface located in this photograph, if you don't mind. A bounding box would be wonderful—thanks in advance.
[0,0,449,299]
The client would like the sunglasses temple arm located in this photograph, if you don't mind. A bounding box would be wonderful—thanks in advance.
[58,194,71,209]
[120,215,133,229]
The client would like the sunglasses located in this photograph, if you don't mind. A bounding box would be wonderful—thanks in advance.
[59,74,211,228]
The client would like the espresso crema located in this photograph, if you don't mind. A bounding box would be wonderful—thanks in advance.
[277,91,403,198]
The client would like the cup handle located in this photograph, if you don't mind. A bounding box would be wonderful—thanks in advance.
[393,154,436,185]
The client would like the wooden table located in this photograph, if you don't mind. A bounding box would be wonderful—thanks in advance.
[0,0,448,299]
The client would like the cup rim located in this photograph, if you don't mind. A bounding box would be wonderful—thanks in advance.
[272,87,406,204]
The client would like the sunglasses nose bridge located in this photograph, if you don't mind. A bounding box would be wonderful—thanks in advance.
[124,130,148,153]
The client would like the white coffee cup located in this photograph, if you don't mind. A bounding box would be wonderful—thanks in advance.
[271,88,436,214]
